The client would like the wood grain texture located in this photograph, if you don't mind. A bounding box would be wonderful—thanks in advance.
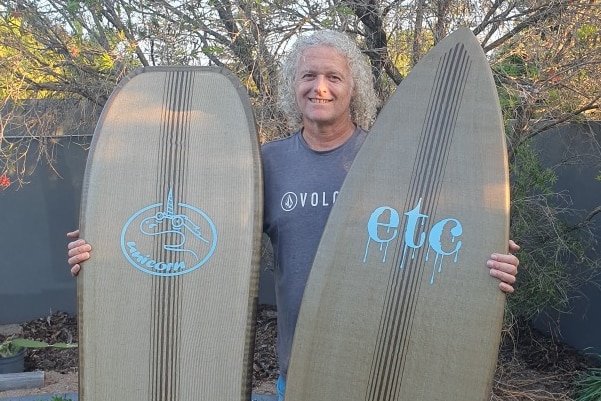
[286,28,509,401]
[78,67,262,401]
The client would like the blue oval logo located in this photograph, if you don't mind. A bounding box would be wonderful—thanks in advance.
[120,189,217,277]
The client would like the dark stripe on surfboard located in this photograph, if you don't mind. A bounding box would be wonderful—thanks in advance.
[366,43,472,401]
[149,69,195,401]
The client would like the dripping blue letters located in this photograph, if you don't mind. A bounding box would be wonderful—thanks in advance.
[364,198,462,284]
[120,189,217,277]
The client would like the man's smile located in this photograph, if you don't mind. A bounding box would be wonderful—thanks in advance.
[310,98,332,103]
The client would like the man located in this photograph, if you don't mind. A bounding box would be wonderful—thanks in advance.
[69,30,520,401]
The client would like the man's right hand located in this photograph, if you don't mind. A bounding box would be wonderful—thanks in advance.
[67,230,91,276]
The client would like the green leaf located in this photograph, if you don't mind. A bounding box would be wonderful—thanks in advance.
[10,338,49,348]
[8,338,78,349]
[50,342,78,349]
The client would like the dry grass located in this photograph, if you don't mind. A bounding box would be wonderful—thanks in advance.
[492,356,575,400]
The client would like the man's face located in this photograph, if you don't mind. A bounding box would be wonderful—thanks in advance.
[294,45,354,128]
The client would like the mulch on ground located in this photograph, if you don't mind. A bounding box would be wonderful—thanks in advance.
[2,307,599,399]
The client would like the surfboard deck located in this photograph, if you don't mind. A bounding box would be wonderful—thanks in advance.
[77,66,262,401]
[285,28,509,401]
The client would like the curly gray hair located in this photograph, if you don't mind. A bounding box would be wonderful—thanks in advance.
[278,30,379,130]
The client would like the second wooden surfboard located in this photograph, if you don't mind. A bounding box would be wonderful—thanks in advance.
[286,28,509,401]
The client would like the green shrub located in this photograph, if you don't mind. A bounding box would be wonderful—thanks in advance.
[575,367,601,401]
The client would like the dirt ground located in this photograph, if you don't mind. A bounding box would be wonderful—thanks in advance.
[1,308,599,400]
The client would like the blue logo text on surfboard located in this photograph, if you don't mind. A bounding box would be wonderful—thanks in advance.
[120,189,217,276]
[364,198,462,284]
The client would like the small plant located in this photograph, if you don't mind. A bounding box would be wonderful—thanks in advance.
[0,338,23,358]
[0,337,77,358]
[575,367,601,401]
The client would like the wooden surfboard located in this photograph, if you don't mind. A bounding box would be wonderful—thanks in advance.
[77,66,262,401]
[285,28,509,401]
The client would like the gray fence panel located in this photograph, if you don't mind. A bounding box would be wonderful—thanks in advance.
[532,122,601,356]
[0,137,89,324]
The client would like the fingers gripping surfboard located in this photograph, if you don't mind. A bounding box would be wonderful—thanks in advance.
[286,28,509,401]
[78,67,262,401]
